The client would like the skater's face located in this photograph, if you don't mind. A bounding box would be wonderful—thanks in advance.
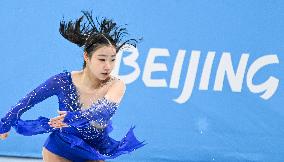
[84,45,116,80]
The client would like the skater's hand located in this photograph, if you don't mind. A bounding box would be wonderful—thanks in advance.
[0,132,9,140]
[48,111,68,128]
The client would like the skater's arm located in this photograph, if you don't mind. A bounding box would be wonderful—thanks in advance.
[0,73,63,134]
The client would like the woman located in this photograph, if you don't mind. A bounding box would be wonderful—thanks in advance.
[0,11,144,162]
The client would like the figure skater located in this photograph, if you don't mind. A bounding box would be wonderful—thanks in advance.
[0,11,145,162]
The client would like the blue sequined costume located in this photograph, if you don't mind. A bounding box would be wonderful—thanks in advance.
[0,71,145,161]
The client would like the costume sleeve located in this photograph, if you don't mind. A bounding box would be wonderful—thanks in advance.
[0,73,62,134]
[63,97,119,129]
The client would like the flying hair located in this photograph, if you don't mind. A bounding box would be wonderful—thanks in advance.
[59,10,140,52]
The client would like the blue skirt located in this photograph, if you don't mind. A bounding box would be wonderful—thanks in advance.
[14,117,145,161]
[44,132,100,162]
[43,127,144,162]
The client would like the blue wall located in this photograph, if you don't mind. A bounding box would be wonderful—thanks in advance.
[0,1,283,161]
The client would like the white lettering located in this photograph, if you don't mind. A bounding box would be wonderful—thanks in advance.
[170,50,186,89]
[116,46,280,103]
[174,50,200,104]
[247,55,279,99]
[142,48,169,87]
[214,53,249,92]
[113,45,140,84]
[199,51,216,90]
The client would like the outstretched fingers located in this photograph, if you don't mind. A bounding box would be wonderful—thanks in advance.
[48,111,68,128]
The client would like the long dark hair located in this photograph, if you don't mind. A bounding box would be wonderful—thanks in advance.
[59,11,139,68]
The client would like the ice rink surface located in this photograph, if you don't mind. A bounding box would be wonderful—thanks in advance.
[0,157,41,162]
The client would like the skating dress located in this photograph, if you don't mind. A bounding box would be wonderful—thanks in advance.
[0,71,145,161]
